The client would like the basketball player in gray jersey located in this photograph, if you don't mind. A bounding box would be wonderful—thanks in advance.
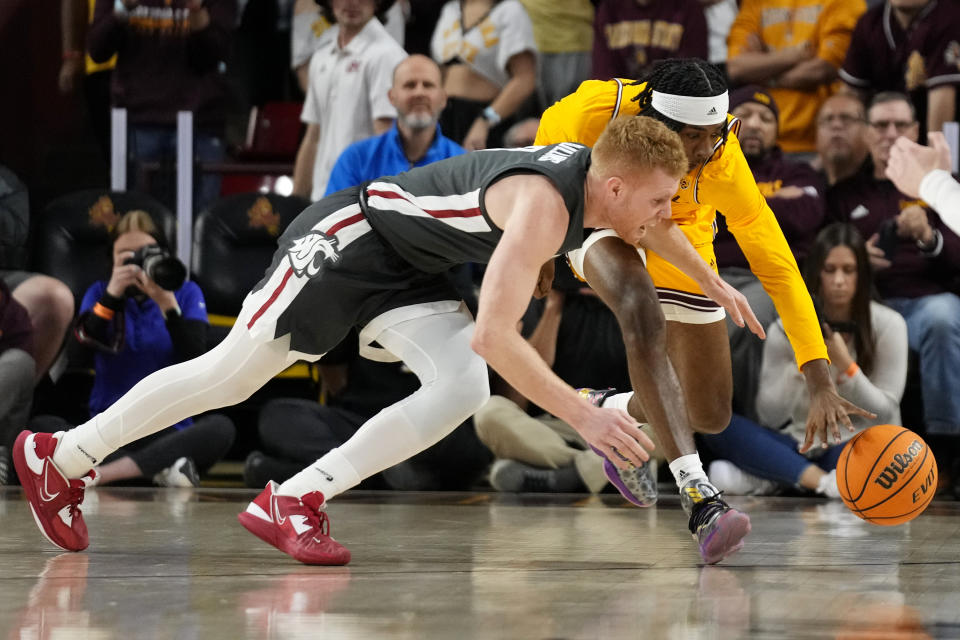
[14,117,761,565]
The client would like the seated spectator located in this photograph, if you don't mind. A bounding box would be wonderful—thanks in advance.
[814,93,869,187]
[324,55,463,196]
[0,278,35,485]
[292,0,408,201]
[702,223,908,496]
[245,330,491,490]
[726,0,865,154]
[839,0,960,141]
[34,210,235,487]
[431,0,537,149]
[886,131,960,237]
[828,91,960,489]
[519,0,593,110]
[591,0,707,80]
[0,164,74,381]
[473,264,658,501]
[714,86,826,419]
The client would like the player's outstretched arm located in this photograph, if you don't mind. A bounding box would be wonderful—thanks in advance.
[474,176,654,468]
[638,221,765,338]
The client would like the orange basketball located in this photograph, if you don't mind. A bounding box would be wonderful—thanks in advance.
[835,424,938,526]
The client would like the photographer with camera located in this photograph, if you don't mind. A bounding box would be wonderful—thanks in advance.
[827,93,960,497]
[37,210,235,487]
[699,224,908,497]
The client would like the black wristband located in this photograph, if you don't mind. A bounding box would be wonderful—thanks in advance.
[99,291,125,311]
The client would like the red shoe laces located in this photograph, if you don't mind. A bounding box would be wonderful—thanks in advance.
[66,485,85,517]
[300,499,331,537]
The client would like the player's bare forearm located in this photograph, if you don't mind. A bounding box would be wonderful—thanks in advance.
[472,216,586,427]
[474,316,589,427]
[640,222,764,335]
[799,358,876,453]
[476,176,655,467]
[639,222,713,285]
[801,358,834,394]
[583,236,695,461]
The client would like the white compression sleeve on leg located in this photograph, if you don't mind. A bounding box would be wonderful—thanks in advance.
[278,308,490,499]
[53,323,293,478]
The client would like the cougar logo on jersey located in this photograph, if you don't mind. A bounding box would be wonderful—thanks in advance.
[287,231,340,277]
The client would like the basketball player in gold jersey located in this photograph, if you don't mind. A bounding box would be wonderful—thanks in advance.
[537,58,874,562]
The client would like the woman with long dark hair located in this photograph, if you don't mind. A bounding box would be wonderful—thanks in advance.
[702,223,908,497]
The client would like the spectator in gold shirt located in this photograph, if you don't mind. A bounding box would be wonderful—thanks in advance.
[727,0,866,155]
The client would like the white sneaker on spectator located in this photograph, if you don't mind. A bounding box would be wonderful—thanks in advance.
[153,457,200,488]
[816,469,841,499]
[708,460,779,496]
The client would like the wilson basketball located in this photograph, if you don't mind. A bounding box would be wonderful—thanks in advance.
[835,424,938,525]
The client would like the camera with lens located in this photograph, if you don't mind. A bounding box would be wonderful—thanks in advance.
[124,245,187,292]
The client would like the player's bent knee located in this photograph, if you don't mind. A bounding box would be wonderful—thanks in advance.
[689,404,732,435]
[425,356,490,427]
[616,289,666,346]
[447,367,490,421]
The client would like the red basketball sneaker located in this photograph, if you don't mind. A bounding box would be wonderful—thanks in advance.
[238,481,351,566]
[13,431,98,552]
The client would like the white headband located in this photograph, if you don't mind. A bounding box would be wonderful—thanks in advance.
[650,90,729,126]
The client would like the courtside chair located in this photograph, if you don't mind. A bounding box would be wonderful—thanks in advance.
[36,189,176,305]
[191,192,312,380]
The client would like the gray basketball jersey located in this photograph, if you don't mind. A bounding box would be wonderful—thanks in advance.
[360,143,591,273]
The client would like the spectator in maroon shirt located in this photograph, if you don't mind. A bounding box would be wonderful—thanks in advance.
[591,0,708,80]
[714,85,828,420]
[828,91,960,476]
[840,0,960,141]
[89,0,237,214]
[814,93,870,187]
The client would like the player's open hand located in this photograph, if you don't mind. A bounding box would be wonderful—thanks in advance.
[574,406,654,470]
[800,388,876,453]
[701,275,766,339]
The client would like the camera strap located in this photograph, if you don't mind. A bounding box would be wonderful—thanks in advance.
[73,309,126,354]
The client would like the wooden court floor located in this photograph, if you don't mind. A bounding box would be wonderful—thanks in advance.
[1,487,958,639]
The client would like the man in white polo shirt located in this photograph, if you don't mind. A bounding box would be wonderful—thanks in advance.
[292,0,407,202]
